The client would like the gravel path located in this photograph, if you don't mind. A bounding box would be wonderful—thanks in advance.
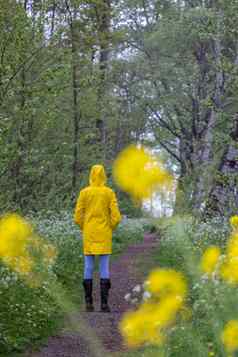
[26,233,159,357]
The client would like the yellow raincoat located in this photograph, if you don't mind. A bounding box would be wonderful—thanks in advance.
[74,165,121,255]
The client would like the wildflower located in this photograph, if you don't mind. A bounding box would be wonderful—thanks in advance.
[42,244,57,265]
[131,298,138,304]
[150,295,183,327]
[15,255,34,274]
[220,259,238,284]
[120,303,164,347]
[142,291,152,301]
[227,234,238,259]
[145,325,164,346]
[0,213,57,283]
[120,268,187,348]
[0,214,35,273]
[0,214,33,259]
[220,234,238,284]
[113,145,173,201]
[221,320,238,352]
[146,268,187,299]
[132,284,141,293]
[120,310,150,347]
[124,293,131,302]
[200,246,221,275]
[230,216,238,230]
[120,295,184,347]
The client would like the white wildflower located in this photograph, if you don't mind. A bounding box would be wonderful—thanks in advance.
[132,284,141,293]
[131,298,138,304]
[143,291,152,301]
[124,293,131,302]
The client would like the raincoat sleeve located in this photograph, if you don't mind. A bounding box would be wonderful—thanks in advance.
[110,191,121,230]
[74,191,86,230]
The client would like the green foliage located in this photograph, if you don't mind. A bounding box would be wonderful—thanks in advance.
[118,193,143,218]
[0,265,59,355]
[113,217,146,255]
[0,0,142,213]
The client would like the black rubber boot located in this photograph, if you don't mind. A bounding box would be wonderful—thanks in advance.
[83,279,94,312]
[100,278,111,313]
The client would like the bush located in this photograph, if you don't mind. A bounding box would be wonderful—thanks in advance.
[0,264,59,355]
[113,217,146,255]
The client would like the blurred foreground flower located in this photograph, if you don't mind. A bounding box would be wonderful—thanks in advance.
[113,145,173,201]
[120,305,164,347]
[220,258,238,285]
[200,217,238,285]
[230,215,238,231]
[0,213,57,284]
[120,268,187,348]
[220,230,238,284]
[227,233,238,259]
[146,268,187,299]
[200,246,221,276]
[222,320,238,353]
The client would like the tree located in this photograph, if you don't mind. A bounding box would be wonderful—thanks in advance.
[116,0,238,216]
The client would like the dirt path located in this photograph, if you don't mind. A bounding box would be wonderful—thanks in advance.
[27,233,159,357]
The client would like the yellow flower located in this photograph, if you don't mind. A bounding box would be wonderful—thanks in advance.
[230,216,238,231]
[0,214,33,259]
[227,234,238,259]
[220,258,238,284]
[222,320,238,352]
[120,309,150,347]
[120,295,184,348]
[113,145,173,201]
[151,295,183,327]
[144,325,164,346]
[0,213,57,283]
[220,234,238,284]
[146,268,187,299]
[0,214,35,276]
[120,302,166,347]
[200,246,221,275]
[15,255,34,274]
[42,244,57,265]
[120,268,187,348]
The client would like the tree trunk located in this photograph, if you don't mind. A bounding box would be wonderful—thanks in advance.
[174,136,194,213]
[67,6,81,199]
[11,0,28,209]
[191,109,216,211]
[95,0,111,162]
[192,11,224,212]
[205,114,238,216]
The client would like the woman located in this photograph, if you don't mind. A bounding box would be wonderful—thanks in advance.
[74,165,121,312]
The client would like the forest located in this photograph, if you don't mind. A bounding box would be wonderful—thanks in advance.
[0,1,238,356]
[1,0,237,216]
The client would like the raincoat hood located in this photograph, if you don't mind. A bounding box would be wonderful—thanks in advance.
[89,165,107,187]
[75,165,121,255]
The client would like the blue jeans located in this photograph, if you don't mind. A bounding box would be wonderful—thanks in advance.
[84,255,110,279]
